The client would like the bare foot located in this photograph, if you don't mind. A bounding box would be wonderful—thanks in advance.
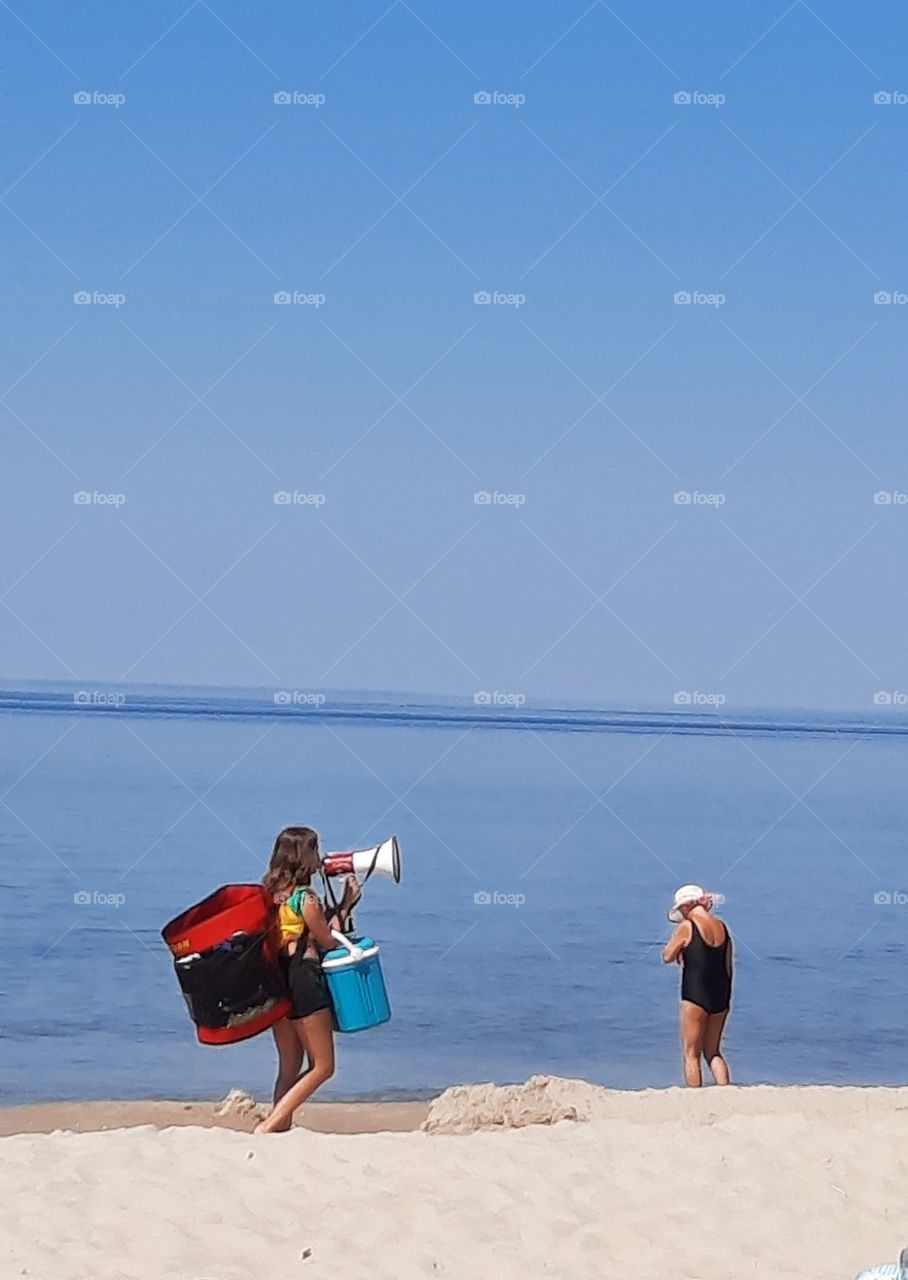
[253,1116,288,1136]
[254,1114,292,1134]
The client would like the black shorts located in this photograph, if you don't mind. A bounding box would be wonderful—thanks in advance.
[281,951,332,1020]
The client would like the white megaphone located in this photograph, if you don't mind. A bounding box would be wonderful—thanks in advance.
[322,835,401,885]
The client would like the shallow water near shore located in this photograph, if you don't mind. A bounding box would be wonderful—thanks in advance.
[1,683,906,1104]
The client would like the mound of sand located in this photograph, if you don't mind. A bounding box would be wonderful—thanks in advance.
[213,1089,267,1120]
[422,1074,607,1133]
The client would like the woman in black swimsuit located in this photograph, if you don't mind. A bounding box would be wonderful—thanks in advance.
[662,883,733,1087]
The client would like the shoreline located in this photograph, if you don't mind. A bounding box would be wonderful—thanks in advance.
[4,1079,908,1136]
[0,1096,430,1136]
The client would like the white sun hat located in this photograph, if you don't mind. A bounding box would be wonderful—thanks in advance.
[668,883,709,923]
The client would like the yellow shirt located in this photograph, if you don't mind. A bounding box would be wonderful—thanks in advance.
[277,887,317,948]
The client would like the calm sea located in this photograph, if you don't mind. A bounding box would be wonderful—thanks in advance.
[1,684,906,1105]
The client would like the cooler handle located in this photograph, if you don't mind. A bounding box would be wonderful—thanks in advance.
[330,930,365,962]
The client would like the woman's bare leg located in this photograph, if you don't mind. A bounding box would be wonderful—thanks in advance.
[266,1018,305,1131]
[255,1009,335,1134]
[680,1001,707,1087]
[703,1010,730,1085]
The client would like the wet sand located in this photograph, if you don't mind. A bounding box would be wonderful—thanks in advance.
[0,1096,428,1136]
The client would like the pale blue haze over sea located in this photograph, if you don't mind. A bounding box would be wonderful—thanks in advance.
[1,685,906,1105]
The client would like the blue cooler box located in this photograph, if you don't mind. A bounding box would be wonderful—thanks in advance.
[321,935,391,1032]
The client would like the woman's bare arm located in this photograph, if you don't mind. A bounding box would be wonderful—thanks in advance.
[325,875,361,933]
[302,894,340,952]
[662,921,692,964]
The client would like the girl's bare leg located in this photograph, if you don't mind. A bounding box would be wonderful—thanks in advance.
[680,1001,707,1087]
[265,1018,305,1131]
[703,1010,730,1084]
[255,1010,335,1134]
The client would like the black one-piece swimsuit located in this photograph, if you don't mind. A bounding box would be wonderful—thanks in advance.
[681,919,732,1014]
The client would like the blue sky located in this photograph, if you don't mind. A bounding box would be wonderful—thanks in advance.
[1,1,906,708]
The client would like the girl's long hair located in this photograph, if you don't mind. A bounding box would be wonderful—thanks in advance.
[263,826,321,899]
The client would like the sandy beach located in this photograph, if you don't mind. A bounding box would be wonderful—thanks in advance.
[2,1079,907,1280]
